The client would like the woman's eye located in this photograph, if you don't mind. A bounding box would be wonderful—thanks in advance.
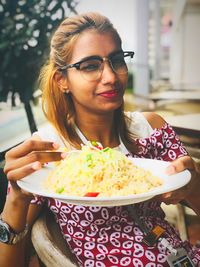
[112,59,125,68]
[82,65,99,71]
[80,61,101,72]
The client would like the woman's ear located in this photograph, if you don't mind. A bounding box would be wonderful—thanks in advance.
[54,72,69,93]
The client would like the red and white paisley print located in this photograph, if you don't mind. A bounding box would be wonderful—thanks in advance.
[32,123,200,266]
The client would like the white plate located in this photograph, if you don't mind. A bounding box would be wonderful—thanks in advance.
[17,158,191,206]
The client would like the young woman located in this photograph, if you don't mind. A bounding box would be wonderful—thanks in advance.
[0,12,200,267]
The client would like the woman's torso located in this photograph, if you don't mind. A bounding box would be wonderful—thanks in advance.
[33,112,198,267]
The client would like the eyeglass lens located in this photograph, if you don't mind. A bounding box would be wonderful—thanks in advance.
[79,53,132,81]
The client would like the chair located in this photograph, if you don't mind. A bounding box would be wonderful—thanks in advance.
[161,203,188,240]
[31,210,78,267]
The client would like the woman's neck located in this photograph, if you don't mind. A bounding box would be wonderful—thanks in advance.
[75,113,119,148]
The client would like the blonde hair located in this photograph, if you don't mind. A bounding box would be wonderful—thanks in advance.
[39,12,136,152]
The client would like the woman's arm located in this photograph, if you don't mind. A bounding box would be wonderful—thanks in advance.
[143,111,200,216]
[0,137,62,267]
[0,202,42,267]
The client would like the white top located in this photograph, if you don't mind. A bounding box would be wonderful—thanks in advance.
[125,111,153,137]
[33,112,154,150]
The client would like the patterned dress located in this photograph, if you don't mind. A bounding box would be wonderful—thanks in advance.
[32,113,200,266]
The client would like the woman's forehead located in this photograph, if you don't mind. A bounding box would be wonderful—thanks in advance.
[70,30,121,61]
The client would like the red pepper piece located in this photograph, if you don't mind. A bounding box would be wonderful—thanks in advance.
[84,192,100,197]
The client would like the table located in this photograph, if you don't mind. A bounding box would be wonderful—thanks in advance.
[166,113,200,139]
[149,90,200,108]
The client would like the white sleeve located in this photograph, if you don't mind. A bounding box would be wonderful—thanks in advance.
[32,123,66,147]
[125,111,154,138]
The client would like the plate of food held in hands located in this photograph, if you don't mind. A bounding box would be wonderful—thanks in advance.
[17,142,191,206]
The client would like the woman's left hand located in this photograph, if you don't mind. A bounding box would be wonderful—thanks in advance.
[157,156,200,214]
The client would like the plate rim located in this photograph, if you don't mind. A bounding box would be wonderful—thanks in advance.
[17,158,191,205]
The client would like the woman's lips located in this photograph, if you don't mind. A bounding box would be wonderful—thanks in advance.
[98,89,119,98]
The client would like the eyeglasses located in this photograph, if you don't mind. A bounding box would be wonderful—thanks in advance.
[59,51,134,81]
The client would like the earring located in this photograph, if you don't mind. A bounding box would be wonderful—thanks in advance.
[61,87,69,94]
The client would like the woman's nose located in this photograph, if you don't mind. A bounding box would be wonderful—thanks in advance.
[101,60,117,84]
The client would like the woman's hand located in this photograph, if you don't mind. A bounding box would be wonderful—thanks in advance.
[158,155,200,215]
[4,139,62,198]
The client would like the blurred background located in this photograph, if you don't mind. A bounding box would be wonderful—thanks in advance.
[1,0,200,153]
[0,0,200,256]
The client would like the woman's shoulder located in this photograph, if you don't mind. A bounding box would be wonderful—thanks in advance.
[125,111,166,138]
[126,111,166,126]
[127,112,188,159]
[142,111,166,129]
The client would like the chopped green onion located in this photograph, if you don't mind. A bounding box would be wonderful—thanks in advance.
[86,154,92,161]
[103,147,110,152]
[56,187,65,194]
[91,141,98,146]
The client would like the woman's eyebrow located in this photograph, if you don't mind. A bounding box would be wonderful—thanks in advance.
[109,49,123,57]
[77,50,123,63]
[77,55,102,63]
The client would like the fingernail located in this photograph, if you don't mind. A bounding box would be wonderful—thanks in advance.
[166,165,176,175]
[61,152,67,159]
[163,192,172,198]
[52,143,59,149]
[32,162,41,170]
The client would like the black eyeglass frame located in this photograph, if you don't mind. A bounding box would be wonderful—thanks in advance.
[59,51,135,71]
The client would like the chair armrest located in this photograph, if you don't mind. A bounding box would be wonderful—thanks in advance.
[31,210,78,267]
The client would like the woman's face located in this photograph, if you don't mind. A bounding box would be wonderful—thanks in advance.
[65,31,128,116]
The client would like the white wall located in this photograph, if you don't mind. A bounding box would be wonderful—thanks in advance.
[133,0,150,96]
[76,0,136,51]
[170,1,200,88]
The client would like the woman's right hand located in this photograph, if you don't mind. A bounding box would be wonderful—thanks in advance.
[3,139,62,198]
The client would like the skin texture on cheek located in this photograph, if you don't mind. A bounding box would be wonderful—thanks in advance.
[68,74,126,116]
